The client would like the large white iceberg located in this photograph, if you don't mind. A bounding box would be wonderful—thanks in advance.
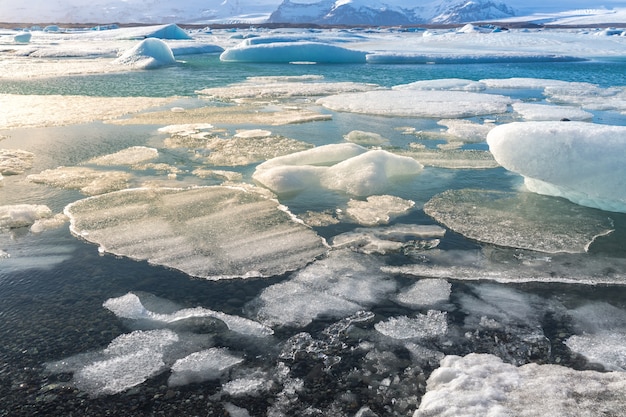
[220,41,367,64]
[487,121,626,213]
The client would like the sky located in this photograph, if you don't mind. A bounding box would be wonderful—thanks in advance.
[2,0,626,24]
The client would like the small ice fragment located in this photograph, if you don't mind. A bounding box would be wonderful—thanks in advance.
[168,348,243,386]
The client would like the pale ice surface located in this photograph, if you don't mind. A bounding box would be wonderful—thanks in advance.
[414,353,626,417]
[424,189,614,253]
[253,143,423,196]
[247,249,397,327]
[396,148,499,169]
[394,279,452,309]
[104,292,273,337]
[0,204,52,229]
[343,130,389,146]
[0,94,174,129]
[374,311,448,340]
[512,102,593,121]
[168,348,244,387]
[64,186,327,279]
[220,41,367,63]
[114,38,177,69]
[0,149,35,175]
[345,195,415,226]
[86,146,159,166]
[331,224,445,255]
[28,166,132,196]
[487,121,626,213]
[318,90,514,118]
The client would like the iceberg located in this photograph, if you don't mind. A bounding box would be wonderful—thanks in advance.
[253,144,423,196]
[64,186,327,279]
[114,38,177,69]
[220,41,367,64]
[487,121,626,213]
[28,166,131,196]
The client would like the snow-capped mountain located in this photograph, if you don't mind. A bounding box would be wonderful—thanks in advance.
[268,0,517,25]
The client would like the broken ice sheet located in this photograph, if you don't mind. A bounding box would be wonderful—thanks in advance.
[247,249,396,327]
[424,189,614,253]
[85,146,159,166]
[0,148,34,175]
[394,279,452,309]
[64,186,327,279]
[345,195,415,226]
[395,148,499,169]
[374,311,448,340]
[28,166,132,196]
[331,224,445,255]
[168,348,244,387]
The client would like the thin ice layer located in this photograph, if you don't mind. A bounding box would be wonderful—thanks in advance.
[317,90,514,118]
[424,189,614,253]
[64,186,327,279]
[414,353,626,417]
[487,121,626,212]
[248,249,397,327]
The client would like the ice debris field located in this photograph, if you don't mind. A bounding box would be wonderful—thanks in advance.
[2,22,626,416]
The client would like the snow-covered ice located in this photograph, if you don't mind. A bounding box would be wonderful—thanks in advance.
[487,121,626,213]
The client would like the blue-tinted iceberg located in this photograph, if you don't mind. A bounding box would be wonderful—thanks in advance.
[487,121,626,213]
[114,38,176,69]
[220,41,367,63]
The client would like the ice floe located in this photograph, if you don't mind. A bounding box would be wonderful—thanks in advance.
[0,149,34,175]
[318,90,514,118]
[392,78,486,92]
[220,41,367,64]
[28,166,131,195]
[414,353,626,417]
[86,146,159,166]
[104,292,273,337]
[0,204,52,229]
[396,148,499,169]
[247,249,396,327]
[394,279,452,309]
[487,121,626,213]
[375,311,448,340]
[424,189,614,253]
[64,186,327,279]
[345,195,415,226]
[343,130,389,146]
[0,94,174,129]
[168,348,244,387]
[331,224,445,255]
[512,102,593,121]
[253,144,423,196]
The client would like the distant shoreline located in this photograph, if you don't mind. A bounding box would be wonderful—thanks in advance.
[1,21,625,30]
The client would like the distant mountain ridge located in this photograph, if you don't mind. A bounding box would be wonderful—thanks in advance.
[268,0,518,25]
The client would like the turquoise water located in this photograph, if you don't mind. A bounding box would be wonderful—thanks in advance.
[2,52,626,416]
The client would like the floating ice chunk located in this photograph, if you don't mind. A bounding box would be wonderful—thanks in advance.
[0,204,52,229]
[343,130,388,146]
[345,195,415,226]
[414,353,626,417]
[104,292,273,337]
[395,279,452,309]
[331,224,444,255]
[13,32,32,43]
[158,123,215,135]
[46,329,179,396]
[487,121,626,213]
[393,78,486,92]
[254,145,422,196]
[479,78,594,90]
[234,129,272,138]
[543,84,626,112]
[65,186,327,279]
[248,249,396,327]
[28,166,131,195]
[436,119,494,143]
[320,150,423,196]
[318,90,514,118]
[565,302,626,371]
[424,189,614,253]
[169,42,224,55]
[223,374,274,397]
[220,41,367,63]
[30,213,68,233]
[168,348,244,386]
[0,149,34,175]
[86,146,159,166]
[384,247,626,286]
[114,38,177,69]
[512,103,593,121]
[203,135,314,167]
[374,311,448,340]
